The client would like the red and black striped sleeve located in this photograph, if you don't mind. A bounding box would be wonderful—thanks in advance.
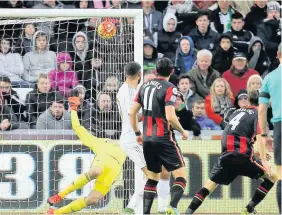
[165,86,177,106]
[134,88,142,105]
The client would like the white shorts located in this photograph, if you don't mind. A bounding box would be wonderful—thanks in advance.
[121,143,146,169]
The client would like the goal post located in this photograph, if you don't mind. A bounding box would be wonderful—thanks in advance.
[0,8,143,214]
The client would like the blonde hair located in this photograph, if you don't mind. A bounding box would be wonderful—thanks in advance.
[210,78,234,110]
[247,74,262,92]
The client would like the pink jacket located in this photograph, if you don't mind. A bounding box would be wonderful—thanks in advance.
[49,52,79,97]
[93,0,111,8]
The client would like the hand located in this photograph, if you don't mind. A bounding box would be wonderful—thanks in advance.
[136,135,143,145]
[182,130,189,140]
[192,136,202,140]
[68,97,81,111]
[0,119,10,130]
[262,160,272,177]
[262,136,274,152]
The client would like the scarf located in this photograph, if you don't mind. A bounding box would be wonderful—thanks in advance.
[213,95,233,117]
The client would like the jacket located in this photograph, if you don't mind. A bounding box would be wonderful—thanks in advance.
[189,26,220,51]
[212,46,234,74]
[244,4,267,35]
[205,94,235,125]
[157,13,182,61]
[143,7,163,34]
[184,89,197,110]
[23,31,56,82]
[36,108,71,130]
[195,115,221,130]
[144,39,158,71]
[188,66,221,99]
[222,68,259,96]
[225,28,253,53]
[174,36,197,76]
[176,107,201,136]
[49,52,79,97]
[0,52,24,82]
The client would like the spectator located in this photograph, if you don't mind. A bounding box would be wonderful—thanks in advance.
[0,90,20,130]
[0,37,24,83]
[23,31,56,83]
[189,10,220,51]
[257,1,281,62]
[157,13,181,61]
[192,100,221,130]
[143,38,158,71]
[174,36,197,76]
[205,77,234,128]
[247,74,262,92]
[143,0,163,46]
[92,91,121,139]
[247,36,270,76]
[222,52,259,96]
[223,89,250,124]
[143,70,156,83]
[177,74,196,110]
[73,0,92,8]
[102,75,120,92]
[175,91,201,139]
[2,0,23,8]
[25,73,58,128]
[32,0,66,36]
[225,13,253,54]
[210,0,241,34]
[69,85,92,130]
[36,94,71,130]
[244,0,268,35]
[49,52,79,98]
[212,34,234,74]
[14,23,36,56]
[230,0,254,17]
[194,0,216,10]
[92,0,111,8]
[188,49,220,99]
[0,76,26,122]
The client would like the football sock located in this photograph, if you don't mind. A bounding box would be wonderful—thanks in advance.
[54,198,87,214]
[127,176,146,210]
[246,178,274,213]
[186,187,210,214]
[58,173,91,198]
[144,179,158,214]
[157,179,170,212]
[170,177,186,208]
[277,180,281,214]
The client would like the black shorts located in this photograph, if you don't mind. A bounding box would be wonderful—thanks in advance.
[209,155,265,185]
[143,141,185,173]
[273,121,281,165]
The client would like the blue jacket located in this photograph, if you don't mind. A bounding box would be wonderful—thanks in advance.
[195,115,221,130]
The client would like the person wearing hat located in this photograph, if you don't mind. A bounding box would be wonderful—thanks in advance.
[257,1,281,62]
[222,52,259,96]
[259,42,282,214]
[175,91,202,139]
[212,33,235,74]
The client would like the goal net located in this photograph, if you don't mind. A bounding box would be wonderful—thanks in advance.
[0,8,278,215]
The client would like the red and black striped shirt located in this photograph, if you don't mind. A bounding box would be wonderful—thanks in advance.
[221,106,261,158]
[134,78,177,142]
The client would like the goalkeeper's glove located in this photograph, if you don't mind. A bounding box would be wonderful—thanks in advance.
[68,97,80,111]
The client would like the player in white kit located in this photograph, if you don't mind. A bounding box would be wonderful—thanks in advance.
[117,63,170,214]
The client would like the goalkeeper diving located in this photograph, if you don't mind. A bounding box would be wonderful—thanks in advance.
[46,92,126,215]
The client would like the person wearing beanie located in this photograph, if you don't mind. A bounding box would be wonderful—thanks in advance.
[157,13,182,61]
[257,1,281,62]
[212,34,235,74]
[175,91,202,139]
[244,0,268,35]
[222,52,259,96]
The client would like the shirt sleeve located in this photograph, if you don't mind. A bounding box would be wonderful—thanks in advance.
[165,86,177,106]
[259,75,270,104]
[134,88,142,105]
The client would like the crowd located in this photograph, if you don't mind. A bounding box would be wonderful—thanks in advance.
[0,0,280,140]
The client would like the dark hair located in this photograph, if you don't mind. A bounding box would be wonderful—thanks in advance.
[231,12,244,21]
[51,93,64,105]
[196,10,210,21]
[0,76,11,83]
[156,57,174,77]
[248,90,259,106]
[124,61,141,77]
[178,74,192,84]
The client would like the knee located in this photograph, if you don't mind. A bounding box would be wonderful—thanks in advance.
[88,167,102,180]
[160,169,170,180]
[269,172,278,183]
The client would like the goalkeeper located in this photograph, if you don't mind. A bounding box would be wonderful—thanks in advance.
[47,94,126,215]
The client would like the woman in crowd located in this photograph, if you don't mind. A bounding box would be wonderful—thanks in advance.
[14,23,36,56]
[246,74,262,92]
[205,78,234,128]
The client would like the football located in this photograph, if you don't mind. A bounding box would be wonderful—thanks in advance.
[97,21,117,39]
